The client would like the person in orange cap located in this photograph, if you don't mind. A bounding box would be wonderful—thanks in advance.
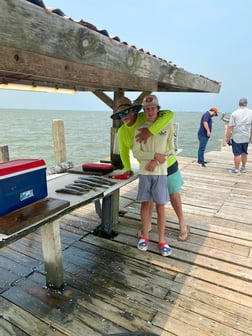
[197,107,218,167]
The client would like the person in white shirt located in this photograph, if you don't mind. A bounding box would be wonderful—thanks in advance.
[226,97,252,175]
[133,95,173,257]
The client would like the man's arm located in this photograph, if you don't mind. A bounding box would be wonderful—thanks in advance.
[225,125,233,143]
[133,129,160,172]
[203,121,211,137]
[136,110,174,143]
[133,130,157,161]
[134,123,172,171]
[117,127,132,174]
[154,123,174,163]
[226,114,235,143]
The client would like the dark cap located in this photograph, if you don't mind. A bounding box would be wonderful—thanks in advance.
[239,98,248,106]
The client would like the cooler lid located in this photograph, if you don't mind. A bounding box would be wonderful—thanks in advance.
[0,159,46,176]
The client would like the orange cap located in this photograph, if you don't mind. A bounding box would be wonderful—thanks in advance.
[210,107,218,114]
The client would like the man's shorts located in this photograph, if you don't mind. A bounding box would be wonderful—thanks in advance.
[167,169,184,195]
[137,175,169,204]
[232,140,249,156]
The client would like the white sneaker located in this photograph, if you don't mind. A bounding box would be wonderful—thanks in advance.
[240,167,247,173]
[229,169,240,176]
[137,238,149,251]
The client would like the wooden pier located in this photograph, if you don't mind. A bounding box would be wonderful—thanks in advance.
[0,147,252,336]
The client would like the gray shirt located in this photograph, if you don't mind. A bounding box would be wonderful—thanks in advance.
[228,107,252,143]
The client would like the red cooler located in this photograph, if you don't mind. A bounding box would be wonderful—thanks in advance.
[0,159,48,216]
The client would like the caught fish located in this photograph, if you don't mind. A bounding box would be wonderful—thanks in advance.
[77,177,108,188]
[66,184,90,192]
[81,175,115,186]
[73,181,96,190]
[55,188,83,195]
[87,176,116,185]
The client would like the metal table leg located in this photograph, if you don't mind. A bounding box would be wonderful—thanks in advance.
[94,189,119,238]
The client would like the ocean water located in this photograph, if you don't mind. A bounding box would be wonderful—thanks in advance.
[0,109,226,170]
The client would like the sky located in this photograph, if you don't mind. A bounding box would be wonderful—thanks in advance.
[1,0,251,112]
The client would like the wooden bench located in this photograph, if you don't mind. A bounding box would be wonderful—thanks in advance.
[0,170,137,290]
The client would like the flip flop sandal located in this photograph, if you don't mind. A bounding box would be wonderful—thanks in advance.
[178,225,190,241]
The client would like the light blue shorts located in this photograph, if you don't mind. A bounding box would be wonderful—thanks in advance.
[167,170,184,195]
[137,175,169,204]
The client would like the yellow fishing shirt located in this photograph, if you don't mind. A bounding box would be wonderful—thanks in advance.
[118,110,175,171]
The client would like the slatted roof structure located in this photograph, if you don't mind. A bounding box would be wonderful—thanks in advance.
[0,0,221,99]
[0,0,221,164]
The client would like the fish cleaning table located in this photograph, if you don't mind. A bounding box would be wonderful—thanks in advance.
[0,170,137,290]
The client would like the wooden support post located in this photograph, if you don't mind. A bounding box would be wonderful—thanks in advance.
[52,119,66,165]
[217,139,223,151]
[111,189,119,229]
[110,92,124,168]
[0,145,9,162]
[41,221,64,290]
[223,125,228,146]
[110,127,123,169]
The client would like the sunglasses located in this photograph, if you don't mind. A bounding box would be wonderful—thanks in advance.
[118,108,135,119]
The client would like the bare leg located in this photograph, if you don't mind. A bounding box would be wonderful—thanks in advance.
[170,192,189,241]
[140,201,153,239]
[241,153,247,168]
[234,155,241,170]
[138,201,153,237]
[156,203,166,244]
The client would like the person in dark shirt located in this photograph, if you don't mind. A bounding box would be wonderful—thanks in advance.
[197,107,218,167]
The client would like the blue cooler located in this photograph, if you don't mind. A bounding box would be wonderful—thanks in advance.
[0,159,48,216]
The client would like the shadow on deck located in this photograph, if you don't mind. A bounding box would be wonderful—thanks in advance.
[0,148,252,336]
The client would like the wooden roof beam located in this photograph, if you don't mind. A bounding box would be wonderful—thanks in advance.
[0,0,221,94]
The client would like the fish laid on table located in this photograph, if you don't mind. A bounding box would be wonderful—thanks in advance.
[80,176,116,186]
[87,176,117,185]
[73,181,97,190]
[76,177,108,188]
[55,188,84,195]
[65,184,90,192]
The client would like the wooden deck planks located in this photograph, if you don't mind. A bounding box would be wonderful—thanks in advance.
[0,296,68,336]
[0,147,252,336]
